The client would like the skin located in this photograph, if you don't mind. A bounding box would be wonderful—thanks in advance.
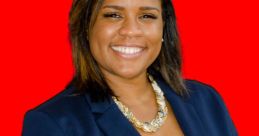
[89,0,184,135]
[90,0,163,101]
[89,0,163,81]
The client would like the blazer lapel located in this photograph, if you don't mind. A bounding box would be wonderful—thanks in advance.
[83,75,206,136]
[84,94,140,136]
[156,78,206,136]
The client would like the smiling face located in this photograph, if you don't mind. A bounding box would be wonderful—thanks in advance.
[89,0,163,80]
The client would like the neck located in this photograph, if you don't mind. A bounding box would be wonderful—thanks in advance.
[103,72,154,105]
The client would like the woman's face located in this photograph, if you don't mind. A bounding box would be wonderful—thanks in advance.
[89,0,163,80]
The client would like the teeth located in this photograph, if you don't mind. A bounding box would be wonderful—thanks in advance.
[111,46,142,54]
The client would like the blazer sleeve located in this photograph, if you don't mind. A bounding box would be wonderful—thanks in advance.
[22,110,65,136]
[207,86,238,135]
[188,80,238,135]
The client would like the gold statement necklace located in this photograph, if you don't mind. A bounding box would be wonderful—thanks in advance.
[112,75,168,133]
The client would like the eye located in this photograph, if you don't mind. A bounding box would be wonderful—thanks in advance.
[103,13,122,19]
[140,14,158,20]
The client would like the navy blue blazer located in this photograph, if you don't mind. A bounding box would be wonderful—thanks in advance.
[22,77,238,136]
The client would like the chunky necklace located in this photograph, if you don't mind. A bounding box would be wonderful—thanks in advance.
[112,75,168,133]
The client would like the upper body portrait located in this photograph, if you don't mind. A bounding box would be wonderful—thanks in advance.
[22,0,238,136]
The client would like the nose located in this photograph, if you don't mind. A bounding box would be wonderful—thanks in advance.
[118,17,143,38]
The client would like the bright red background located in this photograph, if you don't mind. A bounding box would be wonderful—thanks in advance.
[0,0,258,135]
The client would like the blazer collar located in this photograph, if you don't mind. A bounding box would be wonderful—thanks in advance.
[84,93,140,136]
[84,77,206,136]
[156,78,207,136]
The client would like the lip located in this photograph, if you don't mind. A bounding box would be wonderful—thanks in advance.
[111,43,145,48]
[110,44,146,59]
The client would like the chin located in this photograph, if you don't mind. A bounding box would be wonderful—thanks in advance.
[115,69,146,80]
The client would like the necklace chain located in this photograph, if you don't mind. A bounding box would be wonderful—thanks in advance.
[112,75,168,133]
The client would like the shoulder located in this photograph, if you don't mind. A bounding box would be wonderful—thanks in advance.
[184,79,238,135]
[22,85,97,136]
[184,79,228,113]
[184,79,222,101]
[28,85,91,116]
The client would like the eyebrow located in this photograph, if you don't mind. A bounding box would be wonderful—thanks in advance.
[139,6,160,12]
[102,5,160,12]
[102,5,124,10]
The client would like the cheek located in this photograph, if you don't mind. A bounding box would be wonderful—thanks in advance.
[145,23,163,47]
[89,23,118,63]
[90,23,117,50]
[143,21,163,39]
[91,24,116,45]
[144,23,163,60]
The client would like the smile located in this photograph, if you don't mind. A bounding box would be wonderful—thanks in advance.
[111,46,143,55]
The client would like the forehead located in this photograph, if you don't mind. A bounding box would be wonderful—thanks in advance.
[101,0,162,9]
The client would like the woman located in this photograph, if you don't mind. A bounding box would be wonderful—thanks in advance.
[22,0,238,135]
